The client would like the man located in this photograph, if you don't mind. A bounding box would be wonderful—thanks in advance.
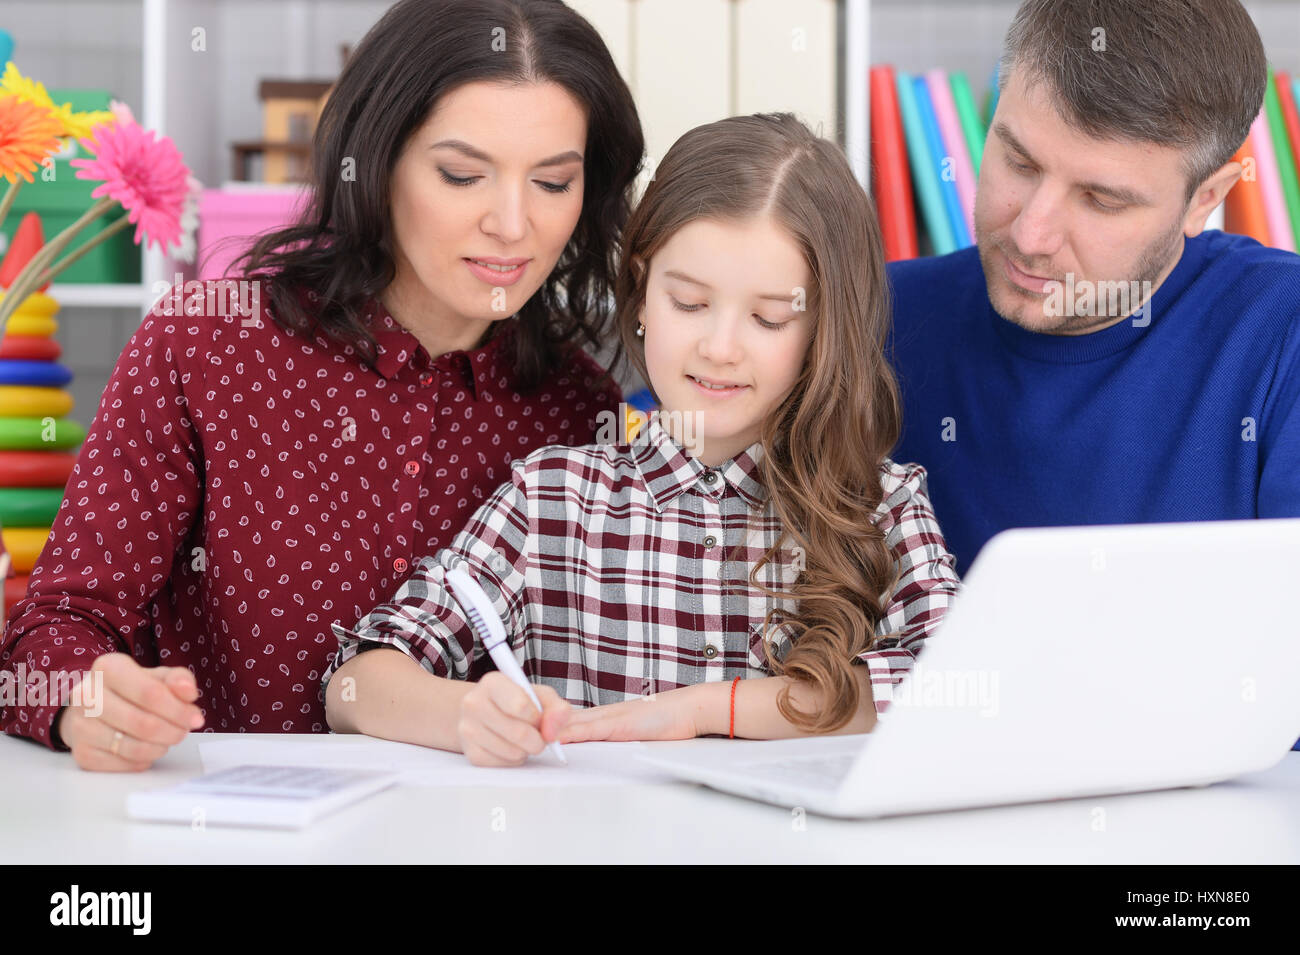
[889,0,1299,574]
[886,0,1300,747]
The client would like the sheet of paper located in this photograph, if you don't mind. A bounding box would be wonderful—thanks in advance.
[198,735,679,788]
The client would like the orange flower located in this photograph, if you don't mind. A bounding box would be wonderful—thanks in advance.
[0,93,63,184]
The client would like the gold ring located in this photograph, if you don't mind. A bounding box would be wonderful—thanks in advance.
[110,730,124,756]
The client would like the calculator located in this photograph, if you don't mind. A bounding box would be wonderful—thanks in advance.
[126,764,400,829]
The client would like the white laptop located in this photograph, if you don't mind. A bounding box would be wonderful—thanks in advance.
[639,518,1300,818]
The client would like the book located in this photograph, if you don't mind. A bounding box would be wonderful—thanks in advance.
[1224,135,1272,246]
[895,70,955,256]
[870,65,919,261]
[926,69,977,238]
[914,75,972,248]
[1249,105,1295,251]
[1276,71,1300,187]
[984,64,1001,127]
[950,71,987,174]
[1263,68,1300,250]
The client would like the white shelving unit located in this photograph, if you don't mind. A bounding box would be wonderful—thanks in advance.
[843,0,871,187]
[47,283,158,308]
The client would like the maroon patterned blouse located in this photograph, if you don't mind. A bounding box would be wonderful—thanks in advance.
[0,284,622,749]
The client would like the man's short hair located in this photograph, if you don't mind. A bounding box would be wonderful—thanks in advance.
[999,0,1268,204]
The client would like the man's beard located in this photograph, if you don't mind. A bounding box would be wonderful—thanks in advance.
[976,214,1185,333]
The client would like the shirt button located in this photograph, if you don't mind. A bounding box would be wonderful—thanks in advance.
[404,460,420,476]
[393,557,409,574]
[703,645,719,659]
[703,535,717,548]
[702,471,717,484]
[419,372,434,386]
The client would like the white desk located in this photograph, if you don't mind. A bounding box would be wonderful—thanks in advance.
[3,734,1299,863]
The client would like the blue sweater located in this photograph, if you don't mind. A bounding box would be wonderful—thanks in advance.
[887,230,1300,749]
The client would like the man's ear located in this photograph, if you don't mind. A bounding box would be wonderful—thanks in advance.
[1183,161,1244,238]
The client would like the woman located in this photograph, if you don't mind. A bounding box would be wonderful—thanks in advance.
[0,0,644,770]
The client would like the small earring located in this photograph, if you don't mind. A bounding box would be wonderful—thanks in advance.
[636,323,645,337]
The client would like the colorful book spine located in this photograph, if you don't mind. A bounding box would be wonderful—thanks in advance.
[926,69,977,239]
[984,64,1001,127]
[1277,71,1300,185]
[950,71,986,174]
[895,70,955,256]
[1294,77,1300,141]
[913,76,972,249]
[869,65,919,261]
[1263,68,1300,250]
[1224,137,1272,246]
[1249,105,1295,252]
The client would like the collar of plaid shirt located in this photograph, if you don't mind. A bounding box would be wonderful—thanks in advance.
[632,409,769,513]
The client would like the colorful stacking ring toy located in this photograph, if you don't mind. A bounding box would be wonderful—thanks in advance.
[0,288,58,317]
[0,360,72,387]
[0,336,61,361]
[2,526,50,574]
[0,417,86,450]
[4,314,58,338]
[0,229,84,593]
[0,386,74,418]
[0,288,58,316]
[4,573,29,613]
[0,487,64,526]
[0,450,79,486]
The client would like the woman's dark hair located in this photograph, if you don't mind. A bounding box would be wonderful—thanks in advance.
[232,0,644,391]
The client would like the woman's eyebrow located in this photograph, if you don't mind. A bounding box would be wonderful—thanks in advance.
[429,139,583,167]
[663,269,796,304]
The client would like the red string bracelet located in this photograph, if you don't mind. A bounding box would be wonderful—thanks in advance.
[729,676,741,738]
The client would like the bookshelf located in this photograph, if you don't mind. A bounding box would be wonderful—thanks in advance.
[851,0,1300,239]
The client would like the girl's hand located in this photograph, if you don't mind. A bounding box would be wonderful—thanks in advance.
[556,686,703,743]
[58,652,204,772]
[457,671,572,766]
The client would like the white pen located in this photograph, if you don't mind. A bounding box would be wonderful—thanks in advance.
[445,564,567,765]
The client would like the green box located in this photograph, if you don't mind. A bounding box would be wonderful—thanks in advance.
[0,89,141,285]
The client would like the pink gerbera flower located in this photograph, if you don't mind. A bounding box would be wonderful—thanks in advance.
[71,103,191,252]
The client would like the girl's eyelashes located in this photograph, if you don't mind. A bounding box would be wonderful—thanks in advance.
[437,169,573,193]
[667,295,790,330]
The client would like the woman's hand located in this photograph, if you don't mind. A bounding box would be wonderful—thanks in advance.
[555,685,706,743]
[457,671,572,766]
[57,652,205,772]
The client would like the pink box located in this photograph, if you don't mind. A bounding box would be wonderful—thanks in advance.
[197,186,312,281]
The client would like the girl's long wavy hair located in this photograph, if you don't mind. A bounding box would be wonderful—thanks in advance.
[615,113,902,733]
[231,0,643,392]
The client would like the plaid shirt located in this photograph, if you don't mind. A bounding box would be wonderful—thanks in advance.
[323,411,960,715]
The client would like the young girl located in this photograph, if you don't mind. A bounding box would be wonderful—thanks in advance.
[323,113,960,766]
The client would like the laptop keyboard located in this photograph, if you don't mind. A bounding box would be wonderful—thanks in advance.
[735,752,858,788]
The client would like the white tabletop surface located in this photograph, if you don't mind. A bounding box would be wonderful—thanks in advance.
[3,733,1299,863]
